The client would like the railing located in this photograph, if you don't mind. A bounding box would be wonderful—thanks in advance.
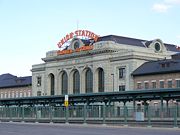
[0,105,179,128]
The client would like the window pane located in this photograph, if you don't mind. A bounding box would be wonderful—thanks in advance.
[37,91,41,96]
[144,82,149,89]
[137,83,142,89]
[73,70,80,94]
[176,80,180,88]
[160,81,164,88]
[119,68,125,79]
[62,72,68,95]
[37,77,41,86]
[50,74,55,95]
[98,68,104,92]
[85,69,93,93]
[119,85,125,91]
[168,80,172,88]
[152,82,156,89]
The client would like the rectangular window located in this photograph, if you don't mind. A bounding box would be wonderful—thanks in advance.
[11,92,14,98]
[37,91,42,96]
[15,91,19,98]
[37,76,41,86]
[8,92,11,98]
[5,92,7,98]
[119,85,125,91]
[20,92,23,97]
[119,68,125,79]
[168,80,172,88]
[152,81,156,89]
[137,82,142,89]
[144,82,149,89]
[160,81,164,88]
[176,80,180,88]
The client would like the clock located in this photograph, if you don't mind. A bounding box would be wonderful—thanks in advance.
[155,42,161,52]
[74,41,80,49]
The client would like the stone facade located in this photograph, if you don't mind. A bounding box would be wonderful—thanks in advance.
[133,73,180,90]
[0,74,32,99]
[0,86,32,99]
[32,35,178,96]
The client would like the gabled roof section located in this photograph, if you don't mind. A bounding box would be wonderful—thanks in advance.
[96,35,180,52]
[97,35,146,47]
[0,73,32,88]
[172,53,180,60]
[132,59,180,76]
[165,44,180,52]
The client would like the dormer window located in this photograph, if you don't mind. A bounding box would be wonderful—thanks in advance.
[161,63,165,68]
[166,63,170,67]
[147,39,165,53]
[160,62,170,68]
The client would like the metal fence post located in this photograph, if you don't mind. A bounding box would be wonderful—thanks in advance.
[173,104,178,128]
[22,106,24,122]
[123,102,128,126]
[9,106,12,122]
[65,106,69,124]
[160,97,164,119]
[83,104,87,124]
[103,103,106,125]
[49,106,53,123]
[147,105,151,127]
[35,106,38,123]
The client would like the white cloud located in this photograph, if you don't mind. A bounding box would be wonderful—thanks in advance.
[152,3,171,12]
[152,0,180,13]
[165,0,180,4]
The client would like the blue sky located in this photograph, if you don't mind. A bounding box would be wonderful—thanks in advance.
[0,0,180,76]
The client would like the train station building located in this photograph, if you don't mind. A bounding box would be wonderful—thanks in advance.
[31,30,180,96]
[0,73,32,99]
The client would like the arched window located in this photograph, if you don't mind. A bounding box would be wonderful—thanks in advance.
[62,72,68,95]
[98,68,104,92]
[49,73,55,95]
[85,68,93,93]
[73,70,80,94]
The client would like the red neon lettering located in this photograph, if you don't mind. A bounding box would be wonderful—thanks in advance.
[69,32,74,39]
[87,31,91,37]
[66,34,70,41]
[57,42,61,48]
[75,30,79,36]
[60,39,65,46]
[85,30,90,37]
[57,30,99,48]
[78,30,82,36]
[81,30,85,36]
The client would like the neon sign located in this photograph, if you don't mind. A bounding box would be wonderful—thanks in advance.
[57,30,99,48]
[57,45,93,55]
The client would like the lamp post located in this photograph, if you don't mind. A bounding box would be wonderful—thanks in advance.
[111,73,114,92]
[111,73,115,117]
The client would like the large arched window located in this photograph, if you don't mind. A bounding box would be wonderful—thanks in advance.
[85,68,93,93]
[49,73,55,95]
[73,70,80,94]
[98,68,104,92]
[62,72,68,95]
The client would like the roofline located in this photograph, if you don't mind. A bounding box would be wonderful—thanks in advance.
[132,70,180,77]
[0,84,32,89]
